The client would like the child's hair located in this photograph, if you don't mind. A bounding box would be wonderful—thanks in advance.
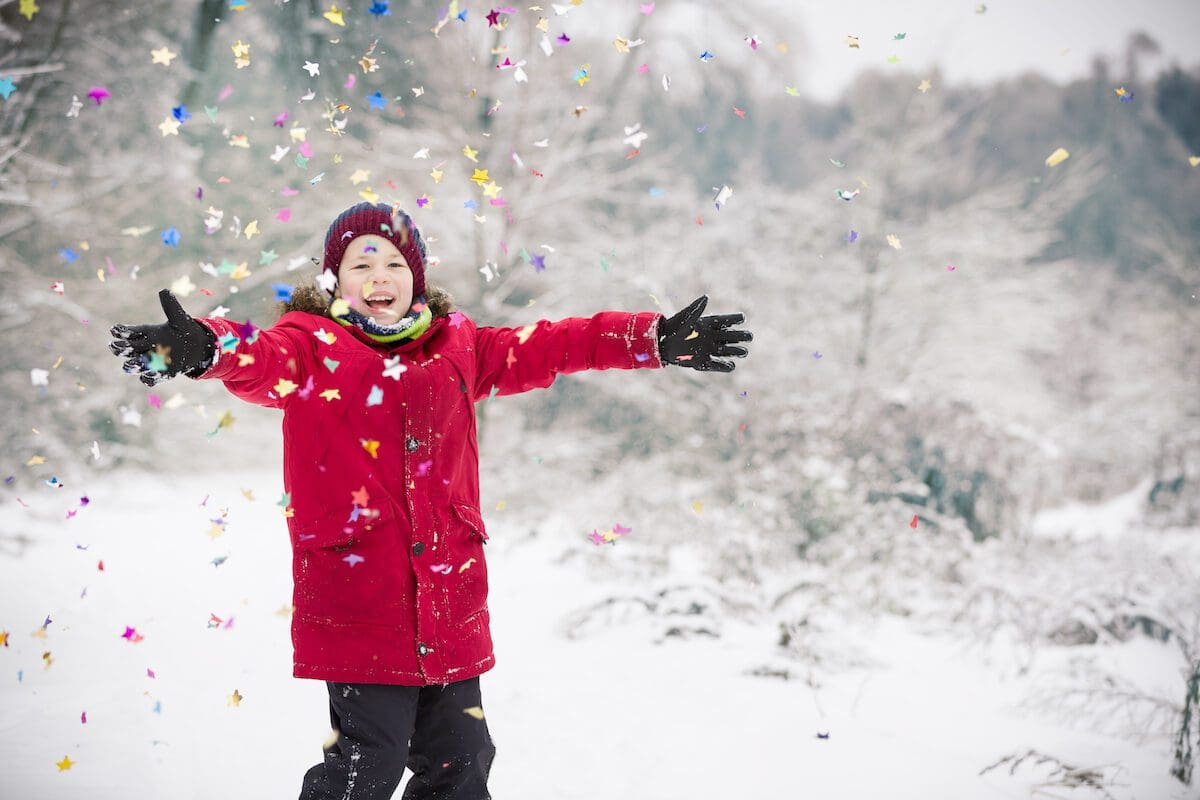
[277,281,456,321]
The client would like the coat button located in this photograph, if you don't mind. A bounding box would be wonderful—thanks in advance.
[405,435,420,452]
[412,541,424,556]
[417,643,429,656]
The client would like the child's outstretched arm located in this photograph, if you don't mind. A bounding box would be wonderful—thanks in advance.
[470,294,752,400]
[110,289,309,409]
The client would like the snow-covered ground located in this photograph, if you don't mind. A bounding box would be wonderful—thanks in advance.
[0,470,1192,799]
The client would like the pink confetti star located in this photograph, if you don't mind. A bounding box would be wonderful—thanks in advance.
[87,86,111,105]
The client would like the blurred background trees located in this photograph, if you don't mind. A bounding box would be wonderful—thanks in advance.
[1,2,1197,572]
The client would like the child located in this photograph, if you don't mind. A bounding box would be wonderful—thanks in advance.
[108,201,752,799]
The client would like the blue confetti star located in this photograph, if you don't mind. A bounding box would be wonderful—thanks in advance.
[161,227,181,247]
[463,199,479,209]
[59,248,80,262]
[368,0,390,15]
[0,77,16,100]
[367,91,387,109]
[172,104,191,122]
[699,50,714,62]
[272,283,294,302]
[530,254,546,272]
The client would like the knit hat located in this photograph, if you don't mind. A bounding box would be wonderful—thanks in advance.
[321,202,427,299]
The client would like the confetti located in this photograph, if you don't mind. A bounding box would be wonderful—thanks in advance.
[1045,147,1070,168]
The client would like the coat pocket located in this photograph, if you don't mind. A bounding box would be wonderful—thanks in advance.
[451,502,489,544]
[446,502,490,618]
[293,502,404,625]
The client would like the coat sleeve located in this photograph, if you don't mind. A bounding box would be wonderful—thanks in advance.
[192,316,312,409]
[471,311,664,402]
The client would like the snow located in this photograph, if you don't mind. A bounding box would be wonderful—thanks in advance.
[1030,478,1155,542]
[0,470,1192,799]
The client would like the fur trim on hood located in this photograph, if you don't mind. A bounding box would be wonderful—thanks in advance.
[278,282,456,320]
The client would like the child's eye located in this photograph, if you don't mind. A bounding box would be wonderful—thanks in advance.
[388,262,408,269]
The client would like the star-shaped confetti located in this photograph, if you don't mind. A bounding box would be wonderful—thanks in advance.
[383,356,406,380]
[151,47,177,66]
[274,378,298,397]
[366,385,384,406]
[231,40,250,69]
[319,388,341,401]
[323,4,345,26]
[462,144,479,162]
[56,755,75,772]
[87,86,111,105]
[361,439,380,458]
[19,0,39,21]
[918,78,932,93]
[303,61,320,77]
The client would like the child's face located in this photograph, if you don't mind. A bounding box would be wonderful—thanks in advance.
[335,235,414,325]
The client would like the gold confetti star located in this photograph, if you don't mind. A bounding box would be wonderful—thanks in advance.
[470,168,490,186]
[56,755,75,772]
[462,144,479,163]
[323,4,345,26]
[319,389,341,402]
[918,78,932,93]
[359,56,378,73]
[361,439,381,459]
[158,117,181,136]
[19,0,39,21]
[430,167,444,184]
[231,40,250,69]
[358,187,379,203]
[228,689,243,707]
[274,378,298,397]
[243,220,259,239]
[151,47,177,66]
[481,181,502,199]
[349,169,370,184]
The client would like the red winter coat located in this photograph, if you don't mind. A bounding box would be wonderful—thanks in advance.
[196,308,663,685]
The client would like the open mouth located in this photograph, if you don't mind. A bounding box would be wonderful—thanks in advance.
[364,293,396,311]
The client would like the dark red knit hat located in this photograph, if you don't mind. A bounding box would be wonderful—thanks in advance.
[321,202,427,298]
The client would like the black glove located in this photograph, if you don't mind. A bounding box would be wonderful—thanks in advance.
[109,289,217,387]
[656,295,752,372]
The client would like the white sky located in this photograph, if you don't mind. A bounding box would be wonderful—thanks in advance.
[644,0,1200,102]
[780,0,1200,100]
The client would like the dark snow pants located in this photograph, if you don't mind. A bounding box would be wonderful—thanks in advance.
[298,677,495,800]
